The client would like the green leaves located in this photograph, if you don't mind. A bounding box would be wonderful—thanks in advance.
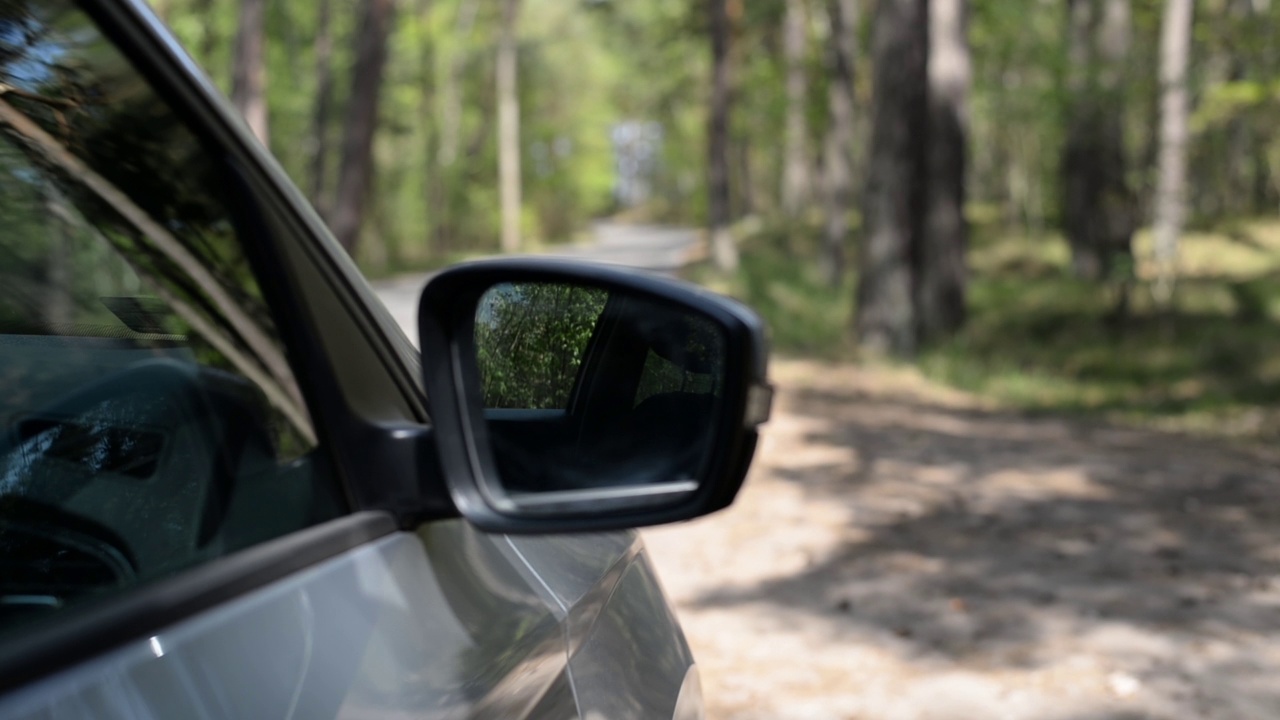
[474,282,607,409]
[1192,79,1280,133]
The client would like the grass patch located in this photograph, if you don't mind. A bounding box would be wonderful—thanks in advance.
[705,216,1280,442]
[687,219,856,359]
[922,220,1280,441]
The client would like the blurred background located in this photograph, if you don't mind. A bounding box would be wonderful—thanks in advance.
[156,0,1280,716]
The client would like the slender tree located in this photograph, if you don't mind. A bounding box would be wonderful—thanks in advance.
[43,183,72,328]
[330,0,396,255]
[497,0,523,253]
[415,0,439,261]
[439,0,478,170]
[781,0,810,216]
[194,0,216,63]
[230,0,269,145]
[708,0,738,271]
[308,0,334,213]
[856,0,927,356]
[917,0,969,343]
[1152,0,1194,305]
[1061,0,1134,282]
[820,0,857,287]
[433,0,479,256]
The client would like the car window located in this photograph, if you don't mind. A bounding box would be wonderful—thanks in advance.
[0,2,341,638]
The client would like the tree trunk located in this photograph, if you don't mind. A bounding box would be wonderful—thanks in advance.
[820,0,857,287]
[330,0,396,255]
[856,0,927,357]
[1152,0,1193,305]
[708,0,737,272]
[781,0,810,216]
[43,184,72,329]
[190,0,216,64]
[231,0,269,145]
[308,0,334,213]
[1061,0,1134,282]
[440,0,478,170]
[417,0,437,262]
[497,0,523,254]
[1062,0,1094,277]
[917,0,968,343]
[434,0,479,256]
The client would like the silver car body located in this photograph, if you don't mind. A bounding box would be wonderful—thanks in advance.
[0,521,701,719]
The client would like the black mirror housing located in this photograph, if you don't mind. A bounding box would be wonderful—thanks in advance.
[417,258,771,533]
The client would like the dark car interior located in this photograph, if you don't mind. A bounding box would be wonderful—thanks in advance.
[0,334,338,632]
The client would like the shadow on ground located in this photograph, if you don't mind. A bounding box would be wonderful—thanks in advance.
[687,369,1280,716]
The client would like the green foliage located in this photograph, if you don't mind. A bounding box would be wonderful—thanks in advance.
[690,219,856,360]
[474,282,607,409]
[918,223,1280,442]
[709,212,1280,442]
[150,0,1280,444]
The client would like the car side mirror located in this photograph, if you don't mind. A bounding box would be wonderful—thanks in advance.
[417,259,771,533]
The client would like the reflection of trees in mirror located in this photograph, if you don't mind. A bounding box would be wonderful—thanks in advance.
[475,282,608,409]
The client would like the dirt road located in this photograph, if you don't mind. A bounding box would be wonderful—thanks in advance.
[643,359,1280,719]
[368,222,702,347]
[370,238,1280,718]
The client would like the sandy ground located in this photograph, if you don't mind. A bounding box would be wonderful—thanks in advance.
[643,359,1280,720]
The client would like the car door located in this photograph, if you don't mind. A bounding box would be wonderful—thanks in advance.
[0,1,679,717]
[472,282,714,718]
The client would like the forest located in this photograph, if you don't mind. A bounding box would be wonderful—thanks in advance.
[152,0,1280,442]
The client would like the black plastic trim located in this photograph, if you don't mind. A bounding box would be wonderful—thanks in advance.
[0,511,397,696]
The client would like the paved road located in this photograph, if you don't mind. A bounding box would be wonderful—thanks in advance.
[370,222,702,345]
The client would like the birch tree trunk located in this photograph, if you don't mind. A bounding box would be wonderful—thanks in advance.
[855,0,927,356]
[231,0,269,145]
[917,0,969,343]
[497,0,523,254]
[781,0,810,216]
[1152,0,1194,305]
[708,0,738,272]
[440,0,478,170]
[820,0,857,287]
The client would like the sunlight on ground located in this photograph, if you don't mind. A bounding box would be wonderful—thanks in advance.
[644,358,1280,719]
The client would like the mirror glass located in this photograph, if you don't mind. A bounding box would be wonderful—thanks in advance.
[474,281,727,506]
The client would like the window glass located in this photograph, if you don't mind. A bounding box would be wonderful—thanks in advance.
[0,2,341,637]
